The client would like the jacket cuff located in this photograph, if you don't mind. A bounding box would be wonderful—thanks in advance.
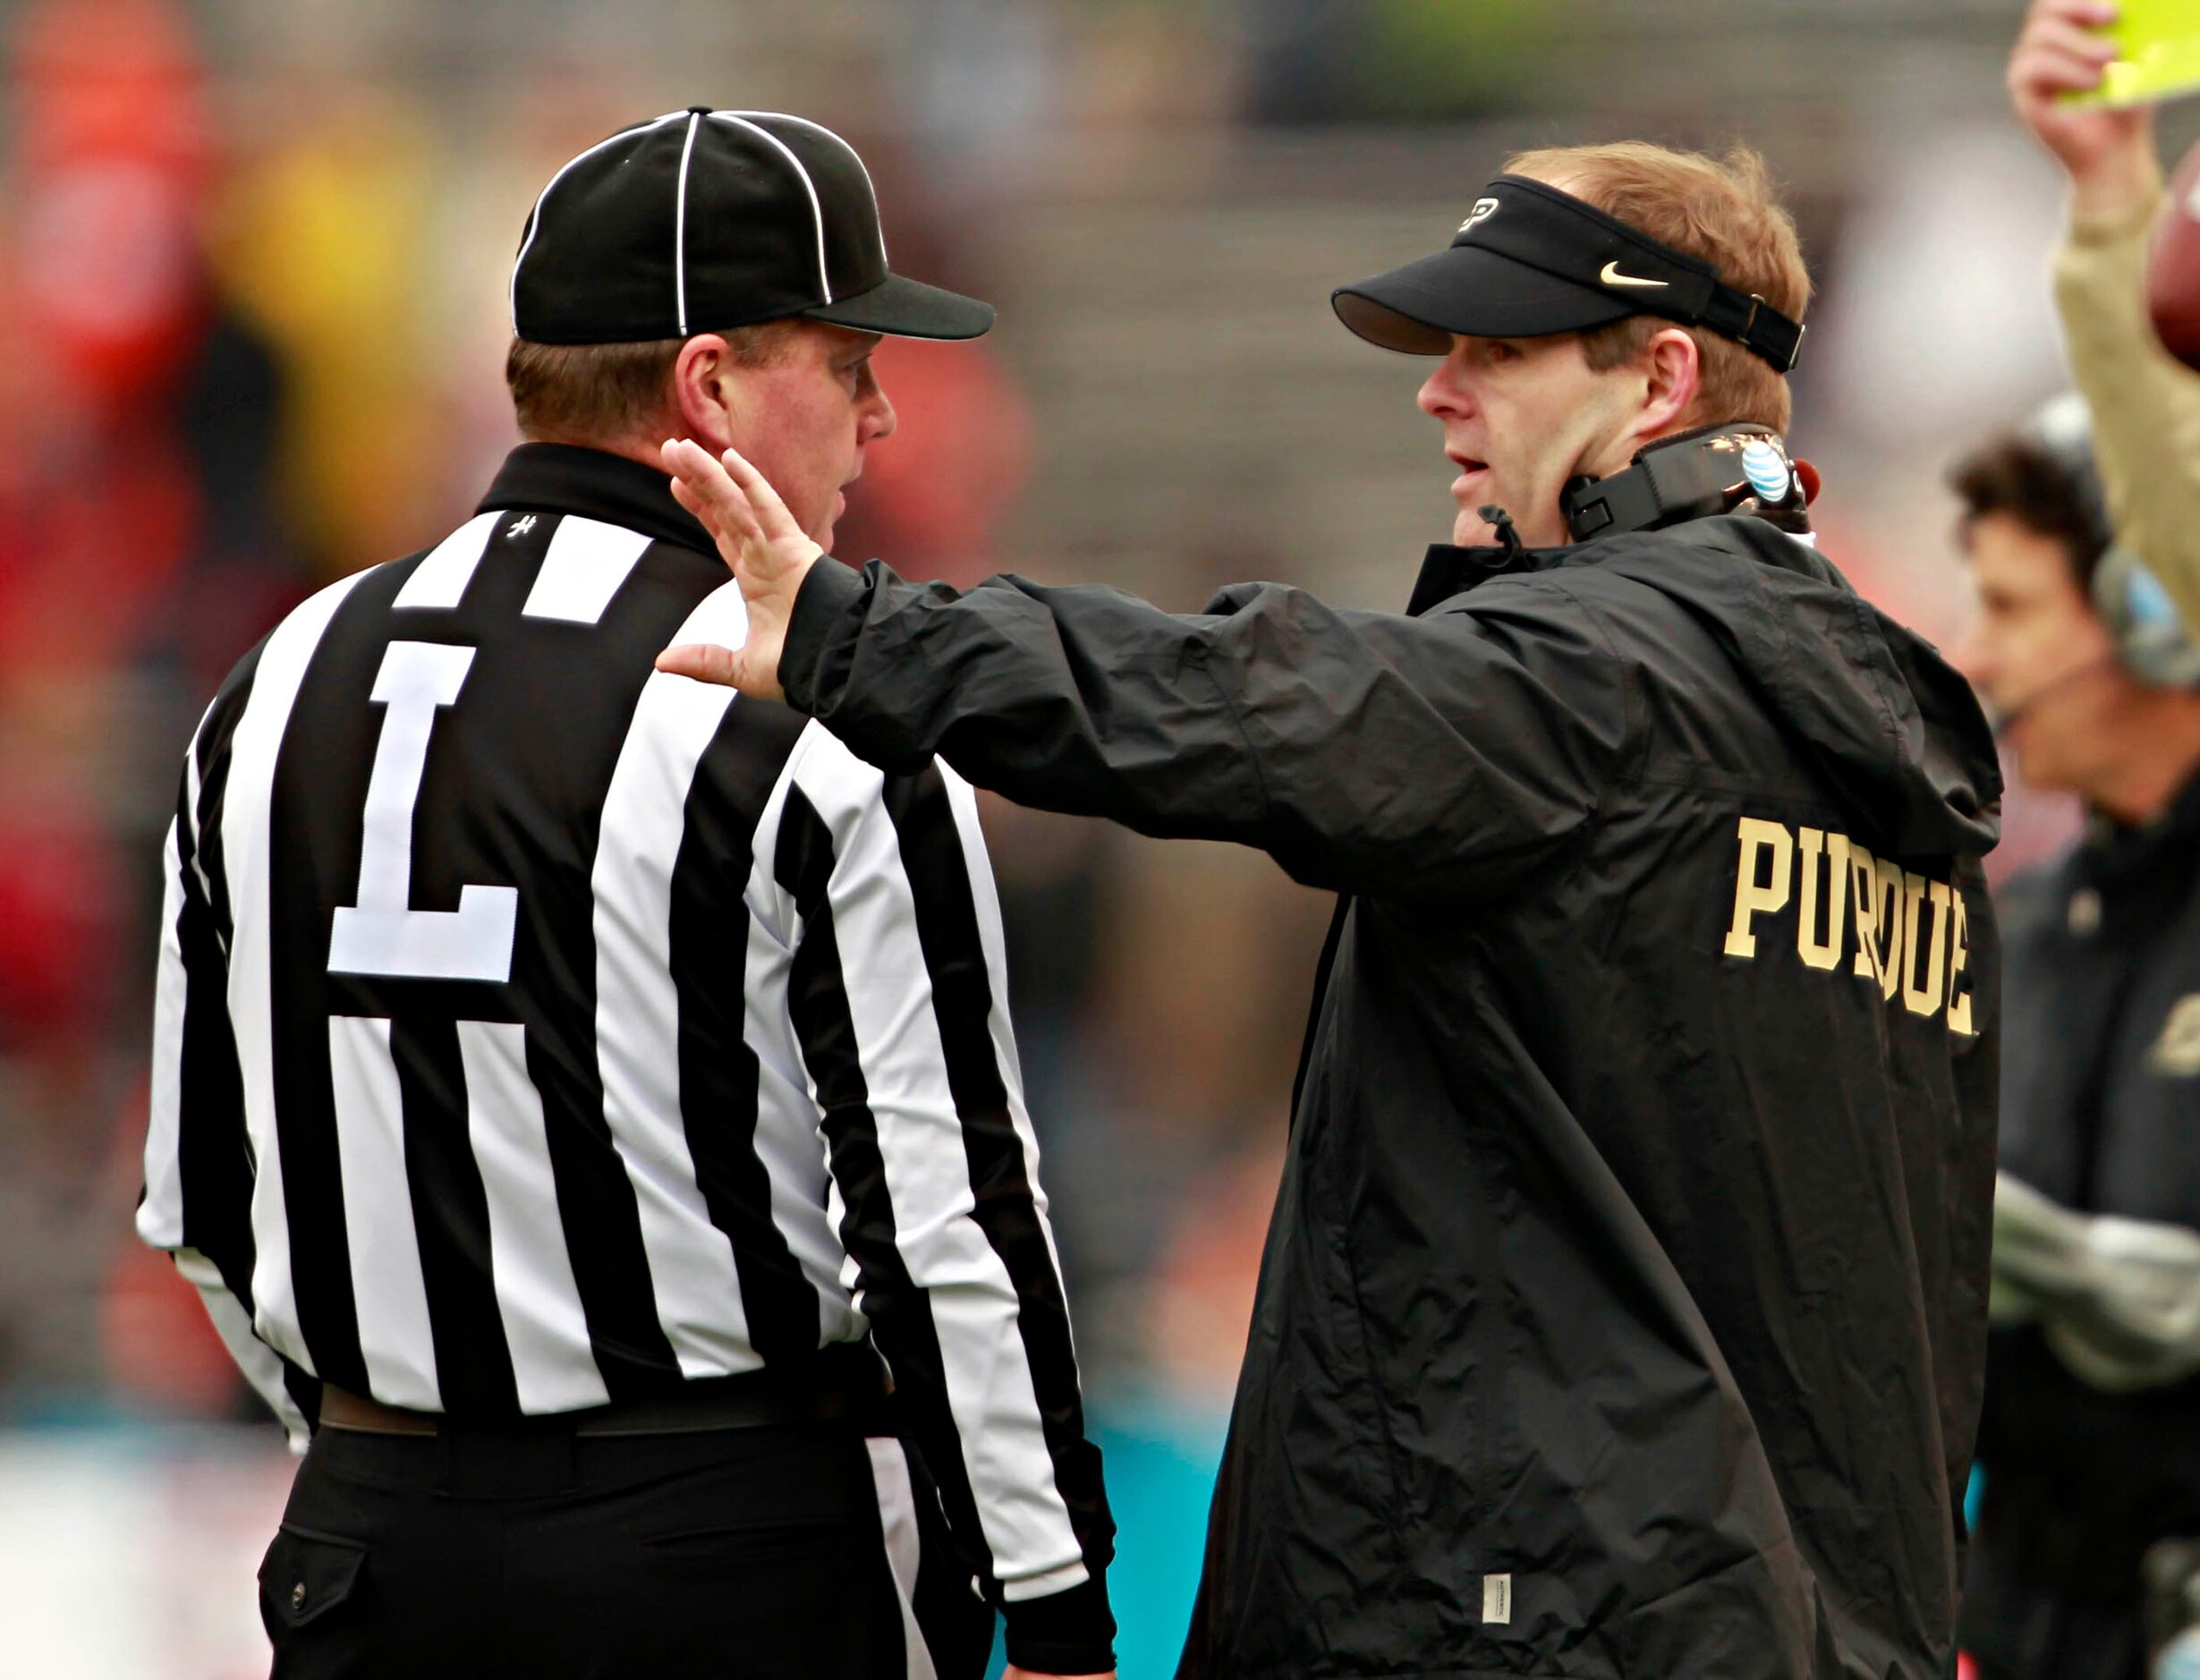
[780,553,869,715]
[1001,1574,1117,1676]
[2066,175,2163,246]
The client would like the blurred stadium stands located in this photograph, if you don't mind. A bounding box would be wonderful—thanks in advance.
[0,0,2187,1669]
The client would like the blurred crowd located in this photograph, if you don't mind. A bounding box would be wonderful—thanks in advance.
[0,0,1339,1439]
[7,0,2200,1674]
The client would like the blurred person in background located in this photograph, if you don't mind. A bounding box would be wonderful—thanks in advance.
[2009,0,2200,633]
[136,110,1115,1680]
[1948,406,2200,1680]
[659,140,2003,1680]
[1,0,306,1423]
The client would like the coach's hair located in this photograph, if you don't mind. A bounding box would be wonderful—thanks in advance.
[505,320,799,442]
[1948,431,2113,596]
[1504,140,1812,435]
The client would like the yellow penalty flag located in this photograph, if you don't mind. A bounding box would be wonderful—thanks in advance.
[2064,0,2200,107]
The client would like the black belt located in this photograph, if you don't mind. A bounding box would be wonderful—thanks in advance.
[319,1344,890,1438]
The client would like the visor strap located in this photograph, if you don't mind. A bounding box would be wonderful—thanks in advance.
[1694,283,1805,373]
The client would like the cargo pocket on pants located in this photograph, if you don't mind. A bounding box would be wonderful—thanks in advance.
[259,1525,367,1643]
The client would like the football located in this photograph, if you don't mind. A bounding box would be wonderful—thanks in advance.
[2148,137,2200,371]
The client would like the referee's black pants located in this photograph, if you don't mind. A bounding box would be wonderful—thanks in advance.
[259,1417,992,1679]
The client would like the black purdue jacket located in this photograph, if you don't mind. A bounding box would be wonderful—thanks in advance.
[1960,771,2200,1676]
[775,512,2003,1679]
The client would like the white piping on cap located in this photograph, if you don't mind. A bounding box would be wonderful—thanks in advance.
[510,110,687,334]
[729,110,887,270]
[674,111,702,335]
[710,113,831,306]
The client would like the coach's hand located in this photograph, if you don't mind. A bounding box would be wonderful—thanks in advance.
[655,437,823,703]
[2009,0,2158,220]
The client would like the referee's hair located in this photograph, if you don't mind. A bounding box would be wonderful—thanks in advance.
[506,320,797,442]
[1505,140,1811,437]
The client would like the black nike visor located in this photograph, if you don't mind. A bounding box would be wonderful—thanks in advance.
[1331,174,1805,374]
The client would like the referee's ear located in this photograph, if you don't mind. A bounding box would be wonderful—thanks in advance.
[668,333,743,461]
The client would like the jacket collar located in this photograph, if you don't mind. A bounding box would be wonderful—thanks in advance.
[1405,512,1822,618]
[476,443,716,556]
[1406,543,1538,616]
[2082,762,2200,882]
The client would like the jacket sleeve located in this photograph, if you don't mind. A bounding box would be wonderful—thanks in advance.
[769,722,1115,1676]
[137,733,315,1449]
[2053,175,2200,634]
[780,556,1634,900]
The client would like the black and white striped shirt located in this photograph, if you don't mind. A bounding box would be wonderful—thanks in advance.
[138,443,1111,1624]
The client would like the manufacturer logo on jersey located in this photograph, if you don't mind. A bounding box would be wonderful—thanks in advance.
[508,514,539,539]
[2151,995,2200,1076]
[1458,198,1499,236]
[1599,260,1670,290]
[1722,817,1976,1036]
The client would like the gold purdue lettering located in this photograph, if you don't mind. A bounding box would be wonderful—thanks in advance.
[1945,890,1976,1037]
[1795,827,1849,972]
[1721,816,1975,1037]
[1870,854,1907,1005]
[1901,875,1952,1019]
[1722,818,1793,959]
[1847,840,1881,985]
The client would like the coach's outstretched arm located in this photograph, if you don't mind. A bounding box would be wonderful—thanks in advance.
[657,441,1631,901]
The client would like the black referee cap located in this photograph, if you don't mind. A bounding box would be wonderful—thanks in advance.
[1332,175,1804,374]
[511,108,994,345]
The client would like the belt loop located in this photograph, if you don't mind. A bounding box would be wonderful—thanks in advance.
[432,1416,579,1498]
[552,1421,578,1497]
[433,1421,464,1498]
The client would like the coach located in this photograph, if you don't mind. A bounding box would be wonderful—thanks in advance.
[139,111,1115,1680]
[1949,409,2200,1680]
[663,140,2002,1680]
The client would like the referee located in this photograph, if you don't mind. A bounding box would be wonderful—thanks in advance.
[137,110,1115,1680]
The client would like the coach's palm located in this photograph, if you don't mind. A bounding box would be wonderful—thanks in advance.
[656,437,823,702]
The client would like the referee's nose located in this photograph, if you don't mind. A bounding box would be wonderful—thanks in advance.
[857,360,897,445]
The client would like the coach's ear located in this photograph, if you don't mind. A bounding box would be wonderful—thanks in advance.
[669,335,740,458]
[1633,326,1701,442]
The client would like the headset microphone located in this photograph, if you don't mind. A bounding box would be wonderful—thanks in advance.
[1989,651,2121,740]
